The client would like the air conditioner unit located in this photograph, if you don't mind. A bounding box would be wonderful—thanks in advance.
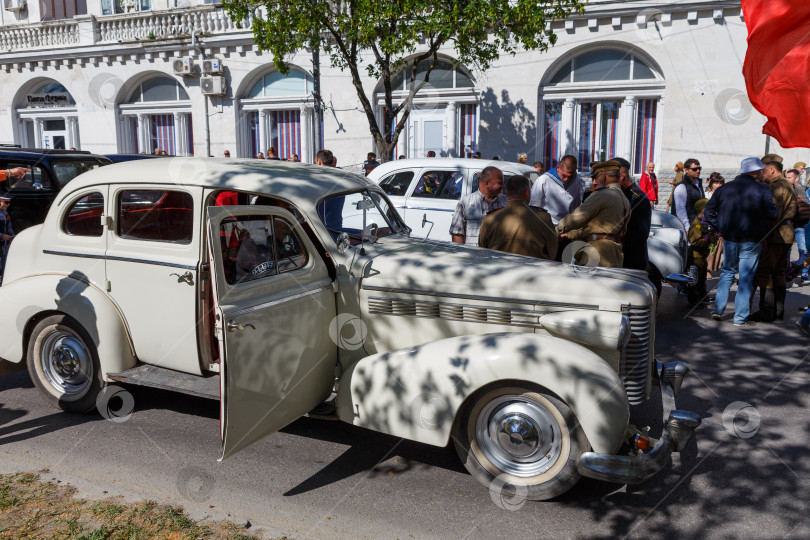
[3,0,26,11]
[201,76,226,96]
[201,58,222,75]
[172,57,195,76]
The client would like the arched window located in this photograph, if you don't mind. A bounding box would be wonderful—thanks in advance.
[248,70,313,98]
[127,77,189,103]
[238,68,315,161]
[540,48,663,174]
[118,76,193,156]
[15,80,79,149]
[377,58,478,159]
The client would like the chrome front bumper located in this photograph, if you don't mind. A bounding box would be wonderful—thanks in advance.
[577,361,701,484]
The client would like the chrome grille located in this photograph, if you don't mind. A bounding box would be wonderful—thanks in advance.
[367,296,537,327]
[621,305,653,405]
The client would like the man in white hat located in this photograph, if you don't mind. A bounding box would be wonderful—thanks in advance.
[0,194,14,282]
[704,158,779,326]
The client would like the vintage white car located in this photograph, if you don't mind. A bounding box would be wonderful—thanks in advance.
[0,158,699,500]
[367,158,694,294]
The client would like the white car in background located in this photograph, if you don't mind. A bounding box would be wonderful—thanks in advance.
[367,158,539,241]
[367,158,693,295]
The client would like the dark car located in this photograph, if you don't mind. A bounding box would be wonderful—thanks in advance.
[104,154,163,164]
[0,149,112,232]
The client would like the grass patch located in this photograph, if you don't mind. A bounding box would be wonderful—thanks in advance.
[0,472,269,539]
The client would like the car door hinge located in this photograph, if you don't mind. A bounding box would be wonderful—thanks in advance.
[105,280,111,292]
[331,281,339,293]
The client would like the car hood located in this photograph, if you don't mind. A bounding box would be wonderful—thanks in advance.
[356,236,654,310]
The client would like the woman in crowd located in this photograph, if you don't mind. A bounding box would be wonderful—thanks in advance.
[705,173,725,199]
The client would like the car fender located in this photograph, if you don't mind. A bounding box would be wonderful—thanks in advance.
[336,332,629,454]
[648,236,684,276]
[0,273,137,379]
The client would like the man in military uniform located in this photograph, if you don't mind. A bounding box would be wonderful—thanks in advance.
[751,154,797,321]
[556,161,630,268]
[613,157,651,271]
[0,194,14,282]
[450,166,506,245]
[478,175,557,260]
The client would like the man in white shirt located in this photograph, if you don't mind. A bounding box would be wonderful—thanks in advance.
[529,155,583,226]
[673,158,705,230]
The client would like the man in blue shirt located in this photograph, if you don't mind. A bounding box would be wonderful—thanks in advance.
[704,158,779,326]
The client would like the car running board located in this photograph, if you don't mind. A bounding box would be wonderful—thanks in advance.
[108,364,220,401]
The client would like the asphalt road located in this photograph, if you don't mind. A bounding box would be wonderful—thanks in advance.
[0,282,808,539]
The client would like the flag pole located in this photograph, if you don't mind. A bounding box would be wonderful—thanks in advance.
[764,135,771,155]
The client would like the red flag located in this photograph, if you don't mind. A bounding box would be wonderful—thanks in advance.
[742,0,810,148]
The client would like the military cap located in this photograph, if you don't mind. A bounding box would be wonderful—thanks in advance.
[591,160,621,177]
[610,157,632,170]
[693,198,709,214]
[795,162,806,168]
[0,194,11,201]
[761,153,783,164]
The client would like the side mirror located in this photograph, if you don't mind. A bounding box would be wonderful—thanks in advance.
[336,232,351,254]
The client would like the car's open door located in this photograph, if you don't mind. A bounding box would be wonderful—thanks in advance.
[207,205,338,459]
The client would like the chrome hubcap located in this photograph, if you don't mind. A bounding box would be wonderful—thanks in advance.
[40,330,92,396]
[476,395,563,477]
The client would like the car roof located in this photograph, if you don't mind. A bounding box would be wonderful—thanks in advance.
[367,157,537,180]
[57,158,372,209]
[0,149,111,162]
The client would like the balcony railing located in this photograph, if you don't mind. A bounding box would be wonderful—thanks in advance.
[0,19,79,51]
[0,5,254,53]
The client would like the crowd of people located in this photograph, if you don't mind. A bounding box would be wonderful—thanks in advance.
[448,152,810,334]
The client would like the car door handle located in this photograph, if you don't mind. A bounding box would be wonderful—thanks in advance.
[226,321,256,332]
[170,271,194,284]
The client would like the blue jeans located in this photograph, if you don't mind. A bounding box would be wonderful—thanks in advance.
[713,240,762,324]
[796,227,809,279]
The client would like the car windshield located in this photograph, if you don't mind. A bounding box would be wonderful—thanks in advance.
[51,160,104,187]
[317,189,408,241]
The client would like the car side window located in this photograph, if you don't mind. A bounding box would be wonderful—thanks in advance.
[118,189,194,244]
[64,192,104,237]
[379,171,414,197]
[472,172,481,194]
[5,163,50,191]
[222,215,309,285]
[273,217,308,274]
[412,171,464,200]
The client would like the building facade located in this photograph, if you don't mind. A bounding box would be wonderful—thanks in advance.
[0,0,806,175]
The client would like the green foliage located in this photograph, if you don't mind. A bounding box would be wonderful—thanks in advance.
[224,0,586,159]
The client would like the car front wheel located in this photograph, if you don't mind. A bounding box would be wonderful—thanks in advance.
[452,384,588,501]
[26,314,104,413]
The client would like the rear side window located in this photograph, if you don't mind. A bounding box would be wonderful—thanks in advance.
[412,170,464,200]
[378,171,414,197]
[64,192,104,237]
[118,189,194,244]
[5,163,51,190]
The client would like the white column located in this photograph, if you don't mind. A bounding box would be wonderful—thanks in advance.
[34,118,44,148]
[137,114,151,154]
[119,116,131,153]
[653,97,664,171]
[446,100,457,158]
[299,104,312,164]
[265,110,275,155]
[258,109,268,157]
[66,116,80,150]
[618,97,637,166]
[562,98,576,158]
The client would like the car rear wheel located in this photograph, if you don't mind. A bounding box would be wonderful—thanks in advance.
[26,315,104,413]
[452,384,588,501]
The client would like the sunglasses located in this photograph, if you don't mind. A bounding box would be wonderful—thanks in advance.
[687,167,702,171]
